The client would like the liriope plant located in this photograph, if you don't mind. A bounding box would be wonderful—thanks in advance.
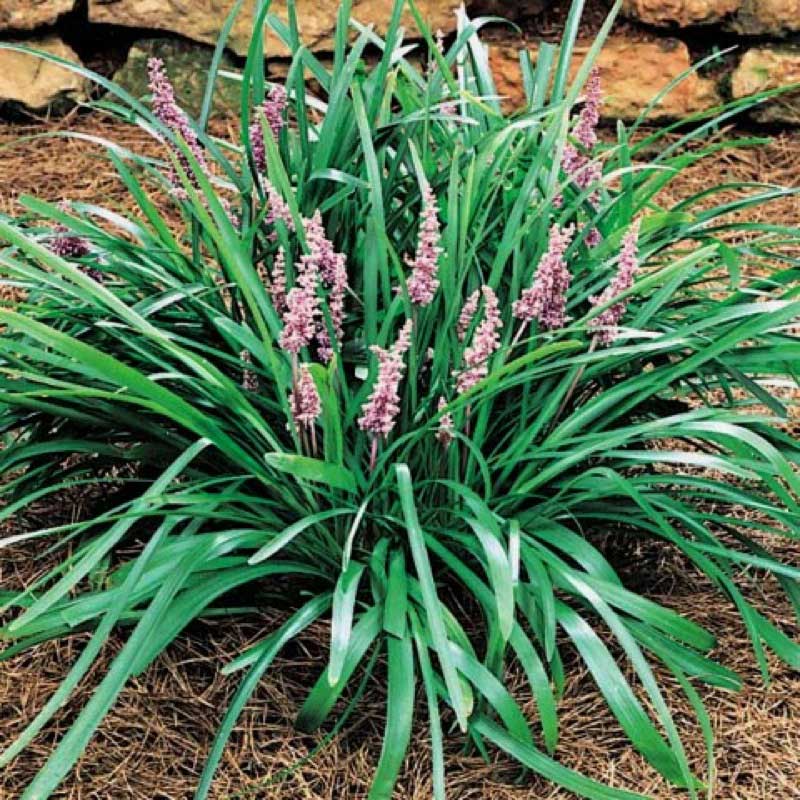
[1,0,799,797]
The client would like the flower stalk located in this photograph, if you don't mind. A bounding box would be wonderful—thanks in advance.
[358,320,413,468]
[512,224,574,341]
[589,219,642,345]
[406,184,443,307]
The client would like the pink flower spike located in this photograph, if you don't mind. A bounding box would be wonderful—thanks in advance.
[557,71,603,208]
[457,289,480,342]
[455,286,502,394]
[303,211,345,287]
[147,57,209,185]
[264,179,295,234]
[279,251,319,355]
[249,116,266,174]
[249,84,288,173]
[298,211,349,361]
[573,67,602,150]
[561,146,602,199]
[265,85,288,137]
[358,319,413,439]
[290,363,321,429]
[513,224,574,332]
[267,247,288,313]
[406,184,443,307]
[589,219,642,345]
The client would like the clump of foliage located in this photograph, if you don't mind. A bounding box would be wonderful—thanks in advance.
[1,1,799,797]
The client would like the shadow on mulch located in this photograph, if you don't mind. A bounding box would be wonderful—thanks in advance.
[0,116,799,798]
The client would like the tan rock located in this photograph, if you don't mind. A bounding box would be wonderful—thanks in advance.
[0,0,75,31]
[0,37,87,112]
[491,37,719,121]
[622,0,741,26]
[89,0,462,58]
[727,0,800,36]
[731,47,800,124]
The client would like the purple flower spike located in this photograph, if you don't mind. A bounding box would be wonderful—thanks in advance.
[300,211,349,362]
[50,227,90,260]
[265,85,288,137]
[264,179,295,234]
[249,84,288,173]
[406,184,443,307]
[279,252,319,355]
[49,201,94,266]
[457,289,480,342]
[147,57,209,187]
[456,286,502,394]
[589,219,642,345]
[291,363,321,429]
[303,211,345,288]
[573,67,602,150]
[562,145,602,198]
[266,247,288,313]
[358,320,413,439]
[556,68,603,210]
[513,224,574,332]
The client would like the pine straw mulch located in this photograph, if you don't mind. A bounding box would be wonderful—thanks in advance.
[1,115,799,799]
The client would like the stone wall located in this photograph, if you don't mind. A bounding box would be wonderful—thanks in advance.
[0,0,797,125]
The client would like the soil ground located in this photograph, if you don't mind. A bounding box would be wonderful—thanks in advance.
[0,115,799,799]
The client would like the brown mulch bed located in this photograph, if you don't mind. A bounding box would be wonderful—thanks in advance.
[1,115,799,799]
[0,112,238,220]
